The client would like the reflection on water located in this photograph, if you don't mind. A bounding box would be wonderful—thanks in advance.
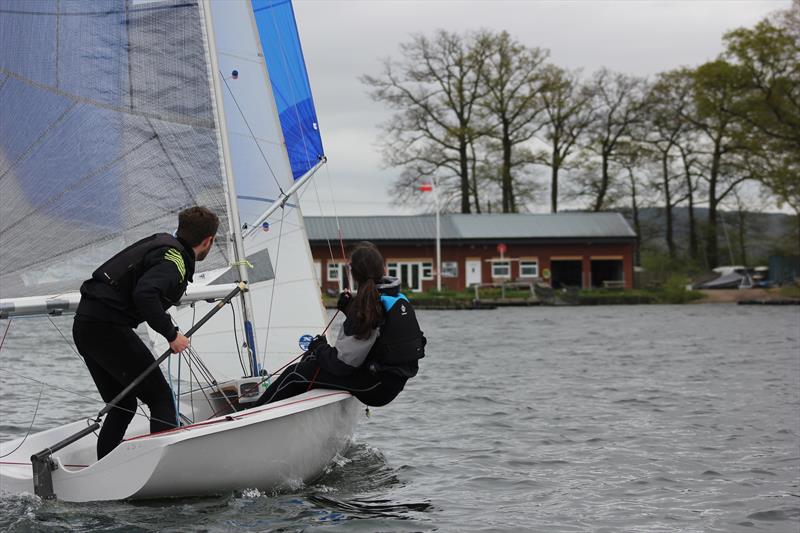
[1,305,798,531]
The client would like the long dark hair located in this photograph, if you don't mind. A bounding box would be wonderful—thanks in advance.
[349,241,384,339]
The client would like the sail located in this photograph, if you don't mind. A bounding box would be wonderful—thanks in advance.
[154,0,328,380]
[252,0,325,181]
[0,0,232,299]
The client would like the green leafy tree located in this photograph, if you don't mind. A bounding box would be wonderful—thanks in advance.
[686,59,751,267]
[723,4,800,250]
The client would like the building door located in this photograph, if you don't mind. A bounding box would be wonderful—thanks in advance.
[590,259,623,288]
[466,259,482,287]
[551,260,583,289]
[399,263,422,292]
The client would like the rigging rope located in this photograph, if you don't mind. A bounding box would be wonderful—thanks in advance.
[0,317,201,436]
[0,383,44,459]
[259,205,287,370]
[0,319,11,352]
[46,316,83,361]
[0,367,177,428]
[324,162,348,265]
[219,70,284,195]
[311,175,337,266]
[199,307,343,411]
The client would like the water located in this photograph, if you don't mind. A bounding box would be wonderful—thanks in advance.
[1,305,798,532]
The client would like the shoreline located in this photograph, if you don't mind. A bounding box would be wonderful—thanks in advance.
[323,288,800,309]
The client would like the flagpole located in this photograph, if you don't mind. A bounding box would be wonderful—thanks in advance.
[433,177,441,292]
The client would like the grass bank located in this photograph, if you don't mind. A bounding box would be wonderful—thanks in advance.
[779,285,800,299]
[322,283,706,308]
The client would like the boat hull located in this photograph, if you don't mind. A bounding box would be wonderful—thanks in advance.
[0,390,358,502]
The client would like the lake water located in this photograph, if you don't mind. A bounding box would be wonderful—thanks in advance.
[1,305,798,532]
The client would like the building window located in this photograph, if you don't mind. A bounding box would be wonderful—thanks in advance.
[519,260,538,278]
[442,261,458,278]
[387,262,398,278]
[492,260,511,279]
[422,262,433,280]
[327,262,343,282]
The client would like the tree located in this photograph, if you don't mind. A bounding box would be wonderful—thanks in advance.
[723,5,800,250]
[362,30,491,213]
[480,32,549,212]
[687,59,751,267]
[579,69,646,212]
[615,141,650,266]
[677,140,704,264]
[536,65,595,213]
[642,69,704,259]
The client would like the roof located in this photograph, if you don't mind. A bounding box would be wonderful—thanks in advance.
[305,213,636,242]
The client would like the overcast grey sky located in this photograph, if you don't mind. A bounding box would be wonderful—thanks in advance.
[291,0,790,216]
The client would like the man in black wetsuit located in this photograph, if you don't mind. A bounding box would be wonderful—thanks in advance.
[72,206,219,460]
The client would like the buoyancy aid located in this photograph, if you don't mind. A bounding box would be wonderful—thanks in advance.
[92,233,193,305]
[366,280,426,378]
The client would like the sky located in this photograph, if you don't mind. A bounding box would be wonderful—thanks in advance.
[290,0,791,217]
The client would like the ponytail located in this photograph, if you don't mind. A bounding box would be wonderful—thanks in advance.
[352,278,382,339]
[348,241,385,339]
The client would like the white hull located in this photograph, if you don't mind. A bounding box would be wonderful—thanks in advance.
[0,390,358,502]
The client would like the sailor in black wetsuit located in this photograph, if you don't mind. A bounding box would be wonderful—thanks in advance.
[72,206,219,460]
[255,241,425,407]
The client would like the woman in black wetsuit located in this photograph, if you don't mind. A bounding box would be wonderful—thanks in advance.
[255,241,425,406]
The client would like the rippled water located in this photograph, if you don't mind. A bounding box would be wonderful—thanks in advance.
[1,305,798,532]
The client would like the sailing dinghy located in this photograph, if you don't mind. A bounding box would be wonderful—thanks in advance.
[0,0,359,501]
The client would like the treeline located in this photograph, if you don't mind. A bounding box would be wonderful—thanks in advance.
[362,1,799,268]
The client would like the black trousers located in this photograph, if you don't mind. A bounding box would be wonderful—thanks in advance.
[72,316,177,460]
[254,358,407,407]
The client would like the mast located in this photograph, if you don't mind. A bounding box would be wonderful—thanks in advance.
[200,0,260,375]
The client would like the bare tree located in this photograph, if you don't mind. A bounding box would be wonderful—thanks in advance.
[677,141,704,263]
[643,69,695,259]
[362,30,491,212]
[579,69,647,212]
[615,141,651,266]
[479,32,549,212]
[536,65,595,213]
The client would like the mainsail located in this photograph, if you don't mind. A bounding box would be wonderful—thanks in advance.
[0,0,233,299]
[0,0,329,381]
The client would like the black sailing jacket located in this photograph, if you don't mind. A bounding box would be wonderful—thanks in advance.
[76,233,195,342]
[315,277,426,378]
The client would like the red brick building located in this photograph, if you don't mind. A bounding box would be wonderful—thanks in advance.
[306,213,637,293]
